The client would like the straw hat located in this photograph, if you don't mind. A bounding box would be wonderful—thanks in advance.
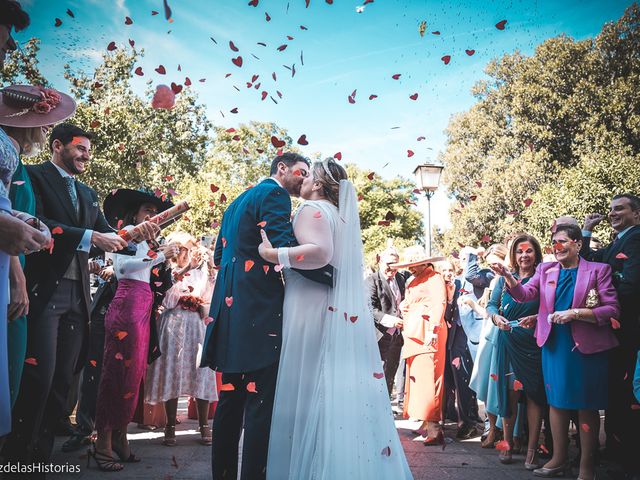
[0,85,76,128]
[389,245,445,269]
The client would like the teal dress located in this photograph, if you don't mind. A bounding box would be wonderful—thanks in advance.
[542,268,609,409]
[489,275,545,417]
[8,159,36,407]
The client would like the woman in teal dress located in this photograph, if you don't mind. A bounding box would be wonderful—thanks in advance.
[8,158,36,407]
[488,234,545,468]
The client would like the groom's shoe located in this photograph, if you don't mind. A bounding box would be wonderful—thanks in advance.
[423,431,445,446]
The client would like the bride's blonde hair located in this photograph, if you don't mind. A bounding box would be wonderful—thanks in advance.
[312,158,348,207]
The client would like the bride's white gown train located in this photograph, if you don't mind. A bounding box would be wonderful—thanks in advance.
[266,183,413,479]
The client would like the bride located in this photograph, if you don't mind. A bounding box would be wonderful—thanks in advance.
[258,158,413,479]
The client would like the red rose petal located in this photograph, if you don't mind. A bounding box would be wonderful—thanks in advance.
[232,56,243,67]
[155,65,166,74]
[495,440,511,451]
[495,20,507,30]
[615,252,628,260]
[246,382,258,393]
[115,330,128,341]
[24,357,38,366]
[219,383,235,391]
[225,296,233,307]
[333,152,342,160]
[125,16,133,25]
[513,379,523,391]
[441,55,451,65]
[610,318,621,329]
[271,136,286,148]
[409,93,418,100]
[465,49,475,56]
[373,372,384,379]
[297,134,309,145]
[107,41,117,51]
[407,150,414,157]
[54,18,62,27]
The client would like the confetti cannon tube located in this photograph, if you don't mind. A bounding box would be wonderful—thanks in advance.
[118,201,189,242]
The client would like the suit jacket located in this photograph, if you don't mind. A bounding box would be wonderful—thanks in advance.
[366,270,406,337]
[201,178,333,373]
[580,225,640,349]
[509,258,619,354]
[24,162,113,320]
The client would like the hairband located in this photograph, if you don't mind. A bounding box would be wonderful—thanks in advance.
[320,158,339,185]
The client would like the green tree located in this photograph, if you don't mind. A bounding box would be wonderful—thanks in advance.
[439,3,640,253]
[2,40,210,203]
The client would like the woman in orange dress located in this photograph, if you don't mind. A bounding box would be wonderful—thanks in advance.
[393,247,448,445]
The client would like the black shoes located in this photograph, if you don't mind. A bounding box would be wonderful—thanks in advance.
[456,423,480,440]
[61,433,91,452]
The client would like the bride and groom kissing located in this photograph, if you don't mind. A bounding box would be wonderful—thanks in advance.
[201,153,413,480]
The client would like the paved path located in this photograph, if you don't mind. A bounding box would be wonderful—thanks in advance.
[49,415,543,479]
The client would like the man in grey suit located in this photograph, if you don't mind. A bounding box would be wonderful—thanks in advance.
[367,248,406,397]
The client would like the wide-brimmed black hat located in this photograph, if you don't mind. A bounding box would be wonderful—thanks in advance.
[103,188,174,229]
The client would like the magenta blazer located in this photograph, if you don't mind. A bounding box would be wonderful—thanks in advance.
[508,258,619,354]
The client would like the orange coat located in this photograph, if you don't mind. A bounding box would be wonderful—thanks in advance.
[400,267,448,423]
[400,268,447,360]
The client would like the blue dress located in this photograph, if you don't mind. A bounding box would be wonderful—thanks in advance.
[542,268,609,410]
[0,128,18,436]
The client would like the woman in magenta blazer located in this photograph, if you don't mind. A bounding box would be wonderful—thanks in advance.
[492,224,619,480]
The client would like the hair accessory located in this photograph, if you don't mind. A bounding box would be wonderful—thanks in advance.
[320,158,340,185]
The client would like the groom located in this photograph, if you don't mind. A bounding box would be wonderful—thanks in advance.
[201,153,334,480]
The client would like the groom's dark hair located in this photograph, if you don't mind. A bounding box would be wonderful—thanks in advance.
[269,152,310,175]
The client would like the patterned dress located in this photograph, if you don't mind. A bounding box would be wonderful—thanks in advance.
[145,266,218,403]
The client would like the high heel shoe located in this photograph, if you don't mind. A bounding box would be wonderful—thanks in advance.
[423,431,445,446]
[199,425,212,446]
[533,462,571,477]
[499,450,513,464]
[525,448,541,471]
[162,425,176,446]
[111,441,141,463]
[86,446,124,472]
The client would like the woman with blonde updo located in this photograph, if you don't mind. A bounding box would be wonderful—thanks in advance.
[145,232,218,446]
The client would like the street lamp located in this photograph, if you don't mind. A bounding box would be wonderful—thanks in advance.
[413,162,444,256]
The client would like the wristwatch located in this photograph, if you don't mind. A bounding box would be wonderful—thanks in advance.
[573,309,580,321]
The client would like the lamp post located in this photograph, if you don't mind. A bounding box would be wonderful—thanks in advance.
[413,162,444,256]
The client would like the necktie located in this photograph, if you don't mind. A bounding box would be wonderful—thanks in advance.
[64,176,79,213]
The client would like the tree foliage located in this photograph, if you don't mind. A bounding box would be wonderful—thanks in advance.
[439,4,640,252]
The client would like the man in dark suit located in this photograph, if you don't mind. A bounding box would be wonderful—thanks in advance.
[3,124,157,465]
[201,153,333,480]
[440,261,480,439]
[367,248,406,397]
[581,193,640,476]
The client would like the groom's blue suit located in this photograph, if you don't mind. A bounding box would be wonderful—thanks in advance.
[201,177,332,480]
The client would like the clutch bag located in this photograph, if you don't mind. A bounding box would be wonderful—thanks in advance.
[585,288,600,308]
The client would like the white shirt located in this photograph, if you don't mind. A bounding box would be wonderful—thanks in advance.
[113,225,166,281]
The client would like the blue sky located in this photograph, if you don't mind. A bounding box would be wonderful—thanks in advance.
[16,0,633,229]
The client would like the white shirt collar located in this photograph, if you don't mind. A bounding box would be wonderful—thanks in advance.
[50,161,74,179]
[270,176,283,189]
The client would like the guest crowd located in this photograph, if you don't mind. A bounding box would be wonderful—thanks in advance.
[0,1,639,479]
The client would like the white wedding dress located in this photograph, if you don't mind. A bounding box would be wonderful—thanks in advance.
[266,181,413,480]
